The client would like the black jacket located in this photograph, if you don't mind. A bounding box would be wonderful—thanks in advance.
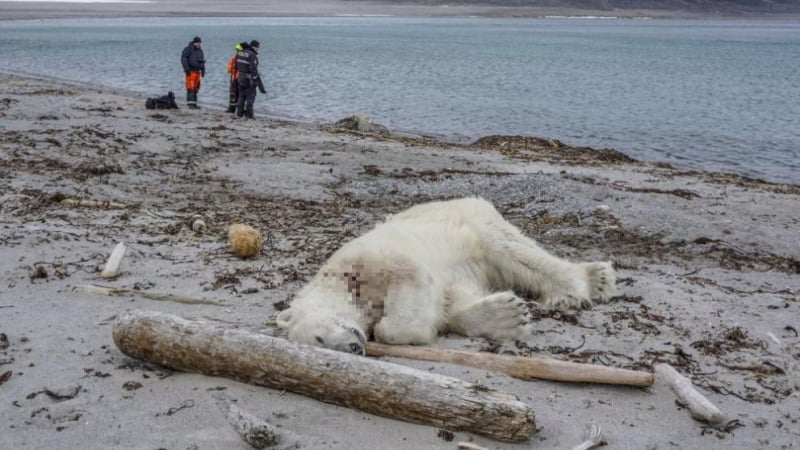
[235,47,259,86]
[181,43,206,75]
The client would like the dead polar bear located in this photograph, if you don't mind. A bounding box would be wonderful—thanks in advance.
[277,197,615,354]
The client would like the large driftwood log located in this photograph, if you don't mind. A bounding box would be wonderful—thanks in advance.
[112,310,536,442]
[366,343,654,387]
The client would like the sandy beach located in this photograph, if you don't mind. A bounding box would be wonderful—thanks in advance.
[0,73,798,449]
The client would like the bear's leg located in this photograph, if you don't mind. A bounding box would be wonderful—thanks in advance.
[373,274,443,345]
[480,217,615,309]
[446,287,532,340]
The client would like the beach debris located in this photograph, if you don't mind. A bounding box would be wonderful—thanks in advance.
[365,342,654,387]
[457,443,488,450]
[112,310,536,443]
[60,198,126,209]
[156,399,194,417]
[214,394,299,449]
[191,214,207,234]
[122,381,142,391]
[471,135,635,165]
[229,223,262,258]
[437,429,454,441]
[0,333,8,350]
[100,241,127,279]
[331,114,389,136]
[44,385,82,401]
[73,284,225,306]
[655,363,723,424]
[570,423,605,450]
[0,371,11,386]
[29,264,48,280]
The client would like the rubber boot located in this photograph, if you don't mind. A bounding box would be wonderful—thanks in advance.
[187,90,198,109]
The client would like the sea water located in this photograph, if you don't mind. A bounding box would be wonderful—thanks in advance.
[0,17,798,184]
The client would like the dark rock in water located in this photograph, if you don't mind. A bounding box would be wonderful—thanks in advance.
[332,115,389,136]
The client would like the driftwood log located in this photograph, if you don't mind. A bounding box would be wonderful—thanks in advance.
[366,343,654,387]
[60,198,126,209]
[655,363,723,424]
[213,394,299,449]
[112,310,536,442]
[100,241,127,279]
[74,284,225,306]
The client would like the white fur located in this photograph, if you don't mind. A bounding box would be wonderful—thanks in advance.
[277,198,615,353]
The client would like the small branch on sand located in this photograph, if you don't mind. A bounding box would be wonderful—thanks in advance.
[214,394,299,449]
[655,363,723,424]
[73,284,225,306]
[571,423,605,450]
[365,342,653,387]
[112,310,536,443]
[60,198,126,209]
[457,443,488,450]
[100,242,127,279]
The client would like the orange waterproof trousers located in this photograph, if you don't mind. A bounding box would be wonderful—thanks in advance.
[185,71,201,91]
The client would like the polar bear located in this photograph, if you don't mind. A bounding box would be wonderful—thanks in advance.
[276,197,615,354]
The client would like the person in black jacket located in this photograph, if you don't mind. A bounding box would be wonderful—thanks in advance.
[180,36,206,109]
[235,39,263,119]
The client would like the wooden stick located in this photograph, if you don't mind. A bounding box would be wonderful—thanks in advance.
[655,363,723,424]
[74,284,225,306]
[366,342,654,387]
[457,443,488,450]
[112,310,536,442]
[60,198,126,209]
[214,395,298,449]
[100,242,127,279]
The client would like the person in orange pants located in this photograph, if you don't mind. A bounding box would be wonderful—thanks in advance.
[181,36,205,109]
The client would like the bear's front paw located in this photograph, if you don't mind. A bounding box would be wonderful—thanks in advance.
[374,318,438,346]
[582,261,615,304]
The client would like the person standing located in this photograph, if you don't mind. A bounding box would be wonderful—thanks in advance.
[236,39,262,119]
[226,42,248,113]
[181,36,206,109]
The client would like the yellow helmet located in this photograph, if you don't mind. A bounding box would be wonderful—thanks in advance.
[235,43,243,52]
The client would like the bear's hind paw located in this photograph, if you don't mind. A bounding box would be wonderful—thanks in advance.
[449,291,532,340]
[543,293,593,310]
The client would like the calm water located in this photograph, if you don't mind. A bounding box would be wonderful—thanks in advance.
[1,17,798,184]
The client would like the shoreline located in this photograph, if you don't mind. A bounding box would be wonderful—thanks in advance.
[3,68,798,191]
[1,72,799,449]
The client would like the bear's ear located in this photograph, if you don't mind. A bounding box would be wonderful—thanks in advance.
[276,309,293,328]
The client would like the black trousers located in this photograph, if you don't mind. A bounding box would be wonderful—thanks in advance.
[236,84,257,118]
[186,90,198,108]
[227,77,239,113]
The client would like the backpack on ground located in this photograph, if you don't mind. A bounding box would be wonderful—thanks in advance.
[145,91,178,110]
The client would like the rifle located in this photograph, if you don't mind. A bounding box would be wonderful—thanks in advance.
[256,76,266,94]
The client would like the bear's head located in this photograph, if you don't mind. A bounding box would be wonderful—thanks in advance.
[276,308,367,355]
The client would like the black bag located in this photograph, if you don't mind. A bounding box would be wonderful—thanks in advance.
[145,91,178,110]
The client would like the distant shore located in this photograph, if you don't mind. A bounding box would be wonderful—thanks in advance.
[2,0,799,21]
